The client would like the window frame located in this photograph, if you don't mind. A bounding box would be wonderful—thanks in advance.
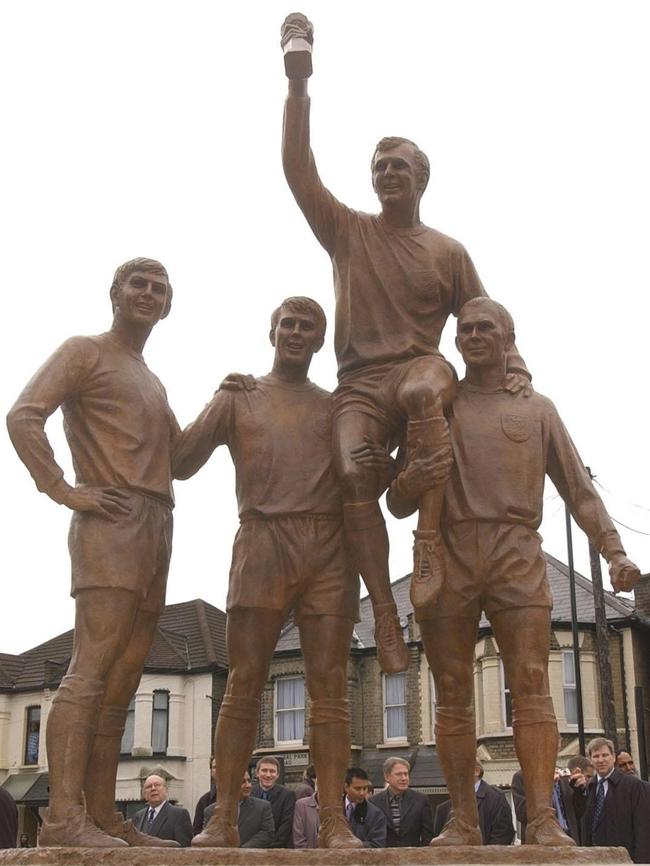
[151,689,170,755]
[562,649,578,726]
[499,660,513,731]
[24,705,41,765]
[120,695,136,755]
[383,672,408,742]
[274,676,305,746]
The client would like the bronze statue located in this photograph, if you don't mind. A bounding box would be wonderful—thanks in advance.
[6,259,181,849]
[385,297,641,846]
[281,14,531,675]
[174,297,363,850]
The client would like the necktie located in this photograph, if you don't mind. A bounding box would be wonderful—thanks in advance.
[592,779,606,831]
[390,796,401,833]
[146,808,156,829]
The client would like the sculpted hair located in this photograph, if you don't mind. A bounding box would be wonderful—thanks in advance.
[345,767,369,785]
[270,296,327,341]
[372,136,430,192]
[459,297,515,340]
[586,737,615,757]
[256,755,281,772]
[110,257,173,317]
[383,756,410,776]
[567,755,594,772]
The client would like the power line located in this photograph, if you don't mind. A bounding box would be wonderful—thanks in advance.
[610,516,650,537]
[593,478,650,514]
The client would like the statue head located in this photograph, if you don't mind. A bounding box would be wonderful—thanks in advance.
[371,137,430,211]
[110,257,172,319]
[456,297,515,369]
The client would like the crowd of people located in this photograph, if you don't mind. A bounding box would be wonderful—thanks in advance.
[132,740,650,859]
[2,738,649,857]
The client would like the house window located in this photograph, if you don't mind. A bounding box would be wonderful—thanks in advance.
[563,651,578,725]
[384,672,407,740]
[151,690,169,754]
[24,706,41,765]
[275,677,305,744]
[121,696,135,754]
[500,661,513,729]
[429,669,437,742]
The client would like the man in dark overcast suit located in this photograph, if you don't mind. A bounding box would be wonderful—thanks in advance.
[251,756,296,847]
[434,761,514,844]
[370,757,433,847]
[580,737,650,863]
[204,772,274,848]
[133,775,192,847]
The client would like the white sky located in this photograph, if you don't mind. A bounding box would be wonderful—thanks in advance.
[2,1,649,655]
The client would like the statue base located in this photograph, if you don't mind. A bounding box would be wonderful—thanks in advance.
[0,846,632,866]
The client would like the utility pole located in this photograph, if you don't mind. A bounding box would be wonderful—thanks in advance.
[586,467,618,745]
[565,507,586,754]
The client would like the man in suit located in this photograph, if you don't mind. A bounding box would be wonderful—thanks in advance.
[192,756,217,835]
[434,761,514,845]
[0,786,18,848]
[580,737,650,863]
[616,750,639,777]
[204,772,274,848]
[344,767,387,847]
[134,775,192,847]
[251,756,296,848]
[370,757,433,846]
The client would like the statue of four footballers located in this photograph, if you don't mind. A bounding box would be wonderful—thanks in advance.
[7,12,641,851]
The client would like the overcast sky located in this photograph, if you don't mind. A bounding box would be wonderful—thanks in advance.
[2,0,649,655]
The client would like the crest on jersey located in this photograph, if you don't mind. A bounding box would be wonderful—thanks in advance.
[501,414,530,442]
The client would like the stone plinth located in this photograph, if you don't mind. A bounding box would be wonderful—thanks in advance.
[0,847,631,866]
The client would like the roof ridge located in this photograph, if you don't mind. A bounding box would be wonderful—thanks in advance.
[194,599,218,665]
[152,626,191,669]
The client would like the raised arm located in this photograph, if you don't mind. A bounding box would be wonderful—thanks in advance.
[281,13,343,256]
[546,403,640,592]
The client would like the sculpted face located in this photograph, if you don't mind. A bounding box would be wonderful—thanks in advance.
[345,776,369,804]
[270,308,323,369]
[372,143,421,209]
[257,761,279,791]
[590,745,616,778]
[112,270,170,327]
[384,761,409,794]
[456,304,513,370]
[143,775,168,807]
